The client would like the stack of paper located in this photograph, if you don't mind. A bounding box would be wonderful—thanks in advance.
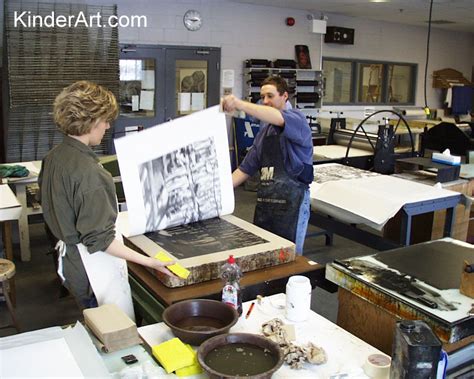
[83,304,141,352]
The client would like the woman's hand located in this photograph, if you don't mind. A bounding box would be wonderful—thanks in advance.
[147,257,178,278]
[105,239,179,278]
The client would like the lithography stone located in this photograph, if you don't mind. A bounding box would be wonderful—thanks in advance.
[126,214,296,288]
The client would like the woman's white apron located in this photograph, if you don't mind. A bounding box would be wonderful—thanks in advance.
[56,224,134,321]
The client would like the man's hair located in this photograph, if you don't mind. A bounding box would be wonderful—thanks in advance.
[53,81,118,136]
[261,76,289,96]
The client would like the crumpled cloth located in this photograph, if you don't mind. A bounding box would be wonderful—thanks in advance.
[0,165,29,178]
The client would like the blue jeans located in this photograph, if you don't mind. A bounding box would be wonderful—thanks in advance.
[295,189,310,255]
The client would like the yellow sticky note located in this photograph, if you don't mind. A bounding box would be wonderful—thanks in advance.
[154,251,190,279]
[152,338,194,373]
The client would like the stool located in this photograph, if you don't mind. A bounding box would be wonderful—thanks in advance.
[0,259,20,332]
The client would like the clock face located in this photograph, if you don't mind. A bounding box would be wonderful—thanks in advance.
[183,10,202,31]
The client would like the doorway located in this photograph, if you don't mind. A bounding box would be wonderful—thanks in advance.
[112,44,221,152]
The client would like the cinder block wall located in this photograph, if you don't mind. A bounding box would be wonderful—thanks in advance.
[1,0,473,110]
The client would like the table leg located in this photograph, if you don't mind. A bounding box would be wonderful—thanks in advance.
[2,221,14,261]
[443,207,455,237]
[1,221,16,306]
[400,212,412,246]
[14,184,31,262]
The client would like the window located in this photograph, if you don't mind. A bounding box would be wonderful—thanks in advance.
[387,64,416,104]
[174,59,208,116]
[323,58,416,105]
[323,59,353,103]
[357,63,384,103]
[119,59,156,118]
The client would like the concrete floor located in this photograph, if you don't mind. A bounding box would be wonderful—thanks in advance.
[0,186,375,337]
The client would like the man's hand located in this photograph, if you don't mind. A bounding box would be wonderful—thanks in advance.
[221,94,242,114]
[222,95,285,127]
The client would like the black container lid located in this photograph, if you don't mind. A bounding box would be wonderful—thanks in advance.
[397,320,442,348]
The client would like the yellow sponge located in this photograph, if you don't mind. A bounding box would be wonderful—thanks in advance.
[154,251,190,279]
[152,338,194,373]
[175,344,203,377]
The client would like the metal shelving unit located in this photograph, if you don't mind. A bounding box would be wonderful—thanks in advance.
[243,65,323,114]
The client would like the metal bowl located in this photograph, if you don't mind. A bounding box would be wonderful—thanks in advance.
[197,333,284,379]
[162,299,239,346]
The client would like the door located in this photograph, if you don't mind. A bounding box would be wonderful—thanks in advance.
[112,45,221,153]
[164,47,220,120]
[115,46,165,136]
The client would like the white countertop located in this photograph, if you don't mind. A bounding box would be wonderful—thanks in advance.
[0,184,21,220]
[139,293,386,379]
[0,294,387,378]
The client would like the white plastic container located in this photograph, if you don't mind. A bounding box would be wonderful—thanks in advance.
[285,275,312,322]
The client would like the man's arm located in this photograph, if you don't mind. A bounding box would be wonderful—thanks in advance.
[222,95,285,127]
[232,168,250,187]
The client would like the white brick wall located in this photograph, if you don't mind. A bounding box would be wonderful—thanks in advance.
[1,0,473,113]
[113,0,473,111]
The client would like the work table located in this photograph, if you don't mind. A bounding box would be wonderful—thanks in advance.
[0,294,385,378]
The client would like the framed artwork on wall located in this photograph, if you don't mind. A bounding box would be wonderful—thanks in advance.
[295,45,312,69]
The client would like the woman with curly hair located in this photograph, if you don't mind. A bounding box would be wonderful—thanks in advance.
[39,81,175,318]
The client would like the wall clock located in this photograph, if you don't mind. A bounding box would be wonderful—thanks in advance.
[183,10,202,31]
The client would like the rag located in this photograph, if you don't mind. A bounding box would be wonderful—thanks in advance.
[0,165,29,178]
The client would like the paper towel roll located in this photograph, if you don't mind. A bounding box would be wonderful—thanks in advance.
[399,109,426,117]
[285,276,311,322]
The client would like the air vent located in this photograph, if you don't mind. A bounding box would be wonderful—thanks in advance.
[426,20,456,24]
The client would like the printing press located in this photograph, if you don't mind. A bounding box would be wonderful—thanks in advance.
[314,110,418,174]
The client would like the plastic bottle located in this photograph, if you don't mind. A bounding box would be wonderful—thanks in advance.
[221,255,242,315]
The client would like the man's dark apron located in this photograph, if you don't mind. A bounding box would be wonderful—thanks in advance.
[253,132,306,242]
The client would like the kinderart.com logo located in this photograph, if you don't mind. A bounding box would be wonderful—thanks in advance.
[13,11,147,28]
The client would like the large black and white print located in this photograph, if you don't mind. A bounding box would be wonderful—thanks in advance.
[139,137,221,231]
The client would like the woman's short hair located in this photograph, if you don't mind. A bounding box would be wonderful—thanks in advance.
[261,76,289,96]
[53,81,118,136]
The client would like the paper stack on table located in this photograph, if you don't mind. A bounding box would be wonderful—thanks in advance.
[83,304,141,352]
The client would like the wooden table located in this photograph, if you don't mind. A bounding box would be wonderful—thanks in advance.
[127,256,325,325]
[1,161,42,262]
[325,240,474,356]
[1,157,119,262]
